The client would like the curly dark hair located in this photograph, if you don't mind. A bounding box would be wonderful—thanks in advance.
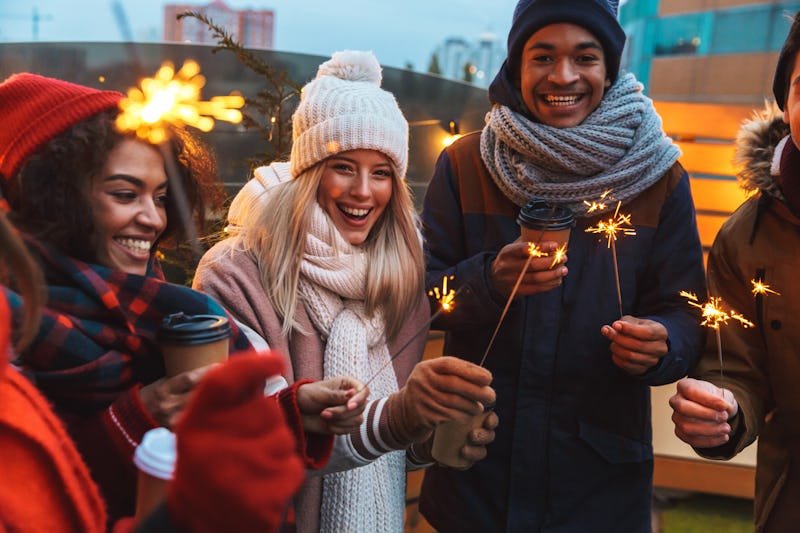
[6,109,222,263]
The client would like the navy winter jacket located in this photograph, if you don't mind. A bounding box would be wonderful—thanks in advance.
[419,132,706,533]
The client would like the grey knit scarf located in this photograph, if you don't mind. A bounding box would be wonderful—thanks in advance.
[480,73,680,217]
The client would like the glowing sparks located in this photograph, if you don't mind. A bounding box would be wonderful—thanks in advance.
[751,279,780,297]
[681,289,754,393]
[428,275,457,312]
[680,291,754,330]
[583,190,612,214]
[365,277,462,389]
[549,242,568,269]
[116,60,245,144]
[586,200,635,317]
[585,201,637,247]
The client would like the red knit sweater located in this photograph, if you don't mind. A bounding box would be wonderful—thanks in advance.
[0,291,113,532]
[1,291,331,532]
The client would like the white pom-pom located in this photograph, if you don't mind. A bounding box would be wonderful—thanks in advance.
[316,50,382,85]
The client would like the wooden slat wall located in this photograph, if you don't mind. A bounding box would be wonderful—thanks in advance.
[654,101,754,260]
[650,101,758,498]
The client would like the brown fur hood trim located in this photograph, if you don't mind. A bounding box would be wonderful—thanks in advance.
[733,102,788,201]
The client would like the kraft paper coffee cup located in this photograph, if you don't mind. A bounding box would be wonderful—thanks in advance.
[158,313,231,377]
[431,404,495,469]
[517,199,575,248]
[134,428,176,523]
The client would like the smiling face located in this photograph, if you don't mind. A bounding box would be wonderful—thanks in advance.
[519,23,611,128]
[317,149,394,246]
[89,138,168,275]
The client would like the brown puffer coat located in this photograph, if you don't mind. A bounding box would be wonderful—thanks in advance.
[692,106,800,533]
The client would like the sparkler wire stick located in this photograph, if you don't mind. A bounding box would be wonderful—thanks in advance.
[479,204,561,367]
[610,239,623,317]
[680,290,754,397]
[585,201,636,318]
[478,248,537,368]
[714,327,725,393]
[157,142,203,261]
[360,285,467,390]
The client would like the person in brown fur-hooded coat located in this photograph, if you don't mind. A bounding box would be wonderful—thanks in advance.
[669,13,800,533]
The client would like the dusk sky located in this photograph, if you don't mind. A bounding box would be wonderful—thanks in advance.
[1,0,520,71]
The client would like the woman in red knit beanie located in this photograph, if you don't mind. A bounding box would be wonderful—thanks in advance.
[0,208,306,532]
[0,72,368,523]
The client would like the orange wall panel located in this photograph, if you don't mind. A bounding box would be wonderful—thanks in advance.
[655,101,756,140]
[689,176,749,213]
[675,142,739,175]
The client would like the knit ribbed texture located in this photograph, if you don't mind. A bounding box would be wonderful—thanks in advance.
[0,73,122,182]
[1,293,107,532]
[481,73,680,216]
[290,50,408,180]
[297,203,405,532]
[503,0,624,83]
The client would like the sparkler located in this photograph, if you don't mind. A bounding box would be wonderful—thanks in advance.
[115,60,245,260]
[585,200,636,317]
[680,290,754,392]
[751,279,781,297]
[116,60,244,144]
[478,241,551,367]
[583,189,612,214]
[361,277,465,390]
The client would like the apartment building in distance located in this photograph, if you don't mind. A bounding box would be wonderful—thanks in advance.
[163,0,274,49]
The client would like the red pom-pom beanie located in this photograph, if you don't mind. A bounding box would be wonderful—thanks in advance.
[0,73,123,183]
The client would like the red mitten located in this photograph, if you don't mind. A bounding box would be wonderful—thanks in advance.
[167,351,304,533]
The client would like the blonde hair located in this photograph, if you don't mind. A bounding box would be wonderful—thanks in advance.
[242,159,424,343]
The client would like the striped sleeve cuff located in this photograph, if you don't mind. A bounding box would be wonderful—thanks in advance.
[101,384,159,459]
[348,397,410,461]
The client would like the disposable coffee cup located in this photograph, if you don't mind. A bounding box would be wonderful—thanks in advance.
[431,403,495,469]
[158,312,231,377]
[517,199,575,248]
[133,427,176,523]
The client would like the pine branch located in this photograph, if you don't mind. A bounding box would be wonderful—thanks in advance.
[177,11,301,162]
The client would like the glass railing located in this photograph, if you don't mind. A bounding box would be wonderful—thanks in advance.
[0,41,491,209]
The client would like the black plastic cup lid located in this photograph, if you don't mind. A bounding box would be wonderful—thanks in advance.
[157,313,231,345]
[517,199,575,231]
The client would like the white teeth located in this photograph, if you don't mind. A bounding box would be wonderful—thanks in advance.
[341,206,370,217]
[545,95,579,106]
[115,238,152,253]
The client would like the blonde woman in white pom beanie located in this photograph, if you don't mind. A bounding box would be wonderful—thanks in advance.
[194,50,498,533]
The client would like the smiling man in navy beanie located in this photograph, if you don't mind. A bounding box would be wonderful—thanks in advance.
[418,0,706,531]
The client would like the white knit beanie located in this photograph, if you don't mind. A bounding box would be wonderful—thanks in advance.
[290,50,409,179]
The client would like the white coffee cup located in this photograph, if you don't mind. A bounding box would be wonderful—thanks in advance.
[133,427,176,522]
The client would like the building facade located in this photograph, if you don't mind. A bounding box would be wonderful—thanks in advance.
[164,0,274,49]
[621,0,800,104]
[432,31,505,88]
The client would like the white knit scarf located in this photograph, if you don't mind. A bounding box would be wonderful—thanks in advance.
[480,73,681,217]
[298,204,405,533]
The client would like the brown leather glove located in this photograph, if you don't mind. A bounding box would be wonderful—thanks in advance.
[457,410,499,468]
[385,356,495,444]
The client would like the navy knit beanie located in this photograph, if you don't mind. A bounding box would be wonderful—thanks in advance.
[773,12,800,111]
[489,0,626,109]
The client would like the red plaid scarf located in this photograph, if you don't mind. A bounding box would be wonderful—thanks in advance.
[7,235,250,414]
